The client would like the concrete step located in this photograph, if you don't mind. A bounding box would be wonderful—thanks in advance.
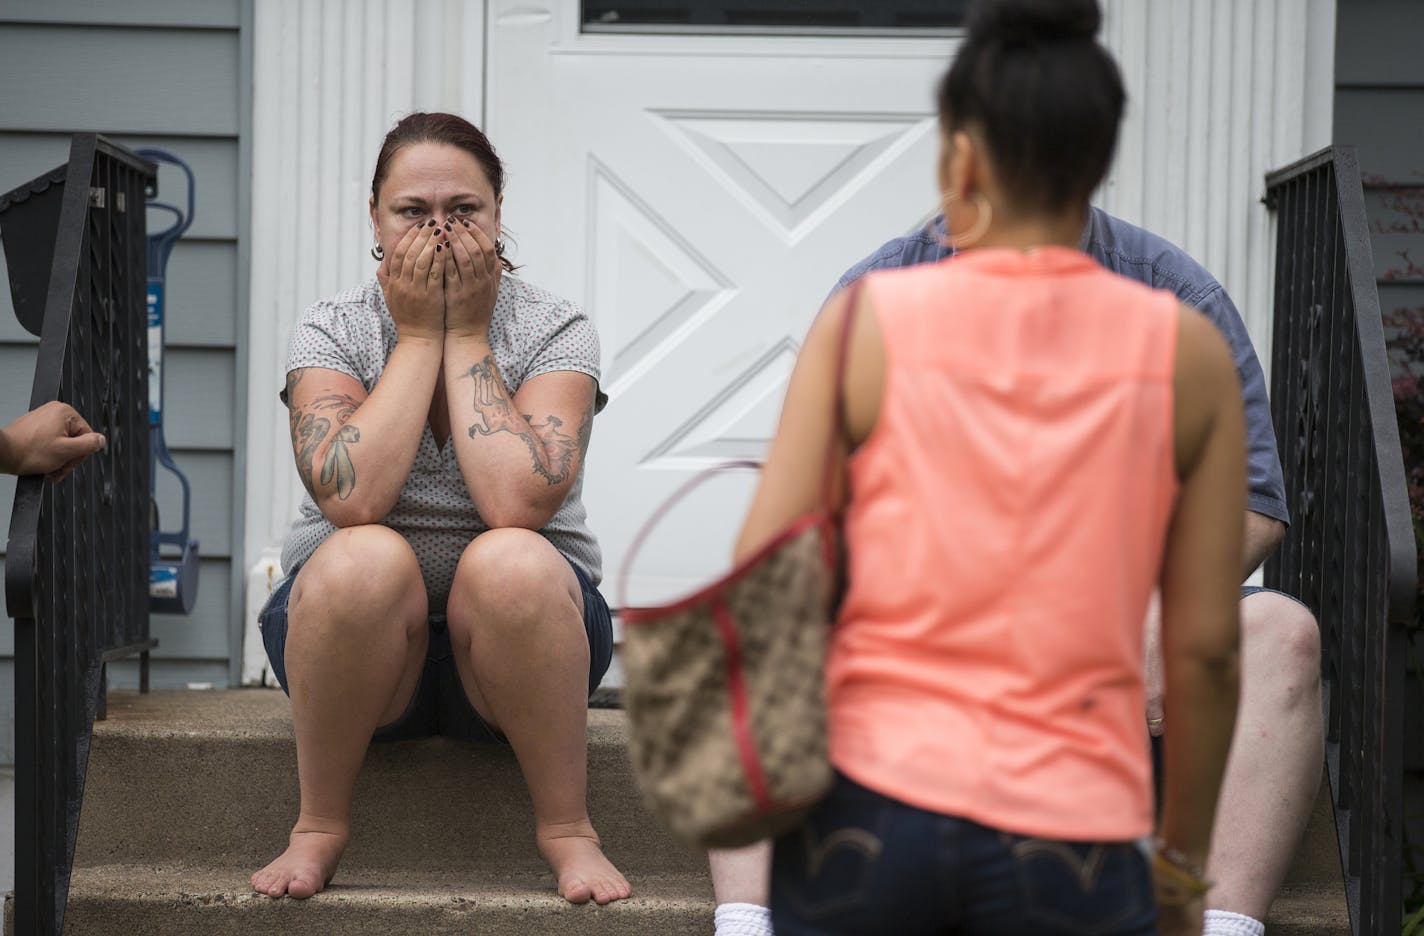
[73,689,705,877]
[1281,767,1346,888]
[34,688,1351,935]
[1266,884,1352,935]
[24,865,712,935]
[1267,769,1351,934]
[6,872,1348,936]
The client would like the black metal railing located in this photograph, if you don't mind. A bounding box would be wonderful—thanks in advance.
[1264,146,1419,936]
[0,135,156,936]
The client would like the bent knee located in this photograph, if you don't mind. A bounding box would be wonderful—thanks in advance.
[293,525,425,622]
[456,528,568,591]
[449,529,579,621]
[1242,592,1321,681]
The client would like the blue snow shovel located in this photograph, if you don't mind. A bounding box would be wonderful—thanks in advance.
[138,148,201,615]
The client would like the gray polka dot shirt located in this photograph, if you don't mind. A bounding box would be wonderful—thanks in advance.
[279,276,605,610]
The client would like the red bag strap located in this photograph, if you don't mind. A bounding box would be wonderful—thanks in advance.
[617,279,863,610]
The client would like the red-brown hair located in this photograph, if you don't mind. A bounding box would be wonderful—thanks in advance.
[371,112,516,272]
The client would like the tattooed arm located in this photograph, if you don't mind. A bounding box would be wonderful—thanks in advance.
[285,337,442,526]
[443,337,596,530]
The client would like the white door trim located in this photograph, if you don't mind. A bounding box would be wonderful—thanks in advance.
[241,0,487,684]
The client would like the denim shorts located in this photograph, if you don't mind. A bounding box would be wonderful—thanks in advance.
[771,772,1157,936]
[258,555,614,743]
[1239,584,1305,604]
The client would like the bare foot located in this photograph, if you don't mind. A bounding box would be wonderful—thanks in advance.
[251,818,349,899]
[537,819,632,905]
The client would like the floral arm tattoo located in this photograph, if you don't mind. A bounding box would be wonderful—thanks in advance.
[464,355,592,486]
[285,368,363,500]
[320,425,360,499]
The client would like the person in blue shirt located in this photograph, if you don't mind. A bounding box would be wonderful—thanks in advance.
[710,212,1321,936]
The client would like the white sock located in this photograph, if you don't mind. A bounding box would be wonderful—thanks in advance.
[1202,909,1265,936]
[714,901,773,936]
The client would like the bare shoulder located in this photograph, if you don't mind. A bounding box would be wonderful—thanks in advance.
[1174,303,1236,390]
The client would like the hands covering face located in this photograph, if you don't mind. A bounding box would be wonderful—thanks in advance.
[441,215,502,340]
[375,215,501,343]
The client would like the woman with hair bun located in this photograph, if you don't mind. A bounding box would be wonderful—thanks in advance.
[251,112,630,906]
[728,1,1242,932]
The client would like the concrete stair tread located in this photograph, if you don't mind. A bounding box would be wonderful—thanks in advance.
[55,863,714,935]
[93,688,628,741]
[1266,884,1352,935]
[77,690,709,876]
[49,690,1350,935]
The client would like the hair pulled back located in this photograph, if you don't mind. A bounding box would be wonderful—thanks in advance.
[371,112,516,272]
[939,0,1125,215]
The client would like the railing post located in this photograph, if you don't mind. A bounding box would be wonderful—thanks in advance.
[12,616,39,936]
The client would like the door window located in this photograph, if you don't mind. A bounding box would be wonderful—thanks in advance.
[582,1,966,33]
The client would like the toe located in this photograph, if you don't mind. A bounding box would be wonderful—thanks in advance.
[562,877,593,905]
[287,874,318,900]
[252,869,283,897]
[591,877,624,905]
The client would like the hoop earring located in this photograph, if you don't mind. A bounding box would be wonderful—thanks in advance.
[941,192,993,250]
[370,243,384,261]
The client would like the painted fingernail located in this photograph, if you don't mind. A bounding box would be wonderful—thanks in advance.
[436,243,443,252]
[444,222,452,231]
[461,220,470,227]
[427,219,437,227]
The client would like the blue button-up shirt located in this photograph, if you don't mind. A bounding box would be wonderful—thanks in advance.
[833,209,1289,524]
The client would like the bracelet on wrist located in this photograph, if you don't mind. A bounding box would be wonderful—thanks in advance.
[1151,838,1212,906]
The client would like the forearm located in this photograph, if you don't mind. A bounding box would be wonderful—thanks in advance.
[0,428,15,474]
[1241,510,1285,580]
[1158,648,1239,864]
[299,339,442,525]
[443,336,581,529]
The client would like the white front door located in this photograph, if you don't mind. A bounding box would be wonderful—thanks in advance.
[486,3,952,603]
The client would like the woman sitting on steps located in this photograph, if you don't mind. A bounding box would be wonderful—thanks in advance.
[250,112,630,907]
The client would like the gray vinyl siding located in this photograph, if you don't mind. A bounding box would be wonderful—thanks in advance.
[1333,0,1424,343]
[1333,0,1424,512]
[0,2,248,762]
[0,0,242,30]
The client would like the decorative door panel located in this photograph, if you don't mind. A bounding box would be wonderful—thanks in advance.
[487,3,951,600]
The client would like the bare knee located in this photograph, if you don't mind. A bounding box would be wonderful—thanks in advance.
[291,525,427,637]
[448,529,581,638]
[1240,592,1320,702]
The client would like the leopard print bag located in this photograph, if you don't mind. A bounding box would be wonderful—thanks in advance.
[618,287,857,849]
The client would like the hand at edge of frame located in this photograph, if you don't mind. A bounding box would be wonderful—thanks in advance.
[0,401,106,481]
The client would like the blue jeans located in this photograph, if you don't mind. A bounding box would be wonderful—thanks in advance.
[770,772,1157,936]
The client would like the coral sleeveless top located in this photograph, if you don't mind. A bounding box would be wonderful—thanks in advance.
[828,247,1180,841]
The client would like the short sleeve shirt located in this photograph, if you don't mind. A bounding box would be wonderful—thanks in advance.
[832,208,1290,525]
[279,275,605,610]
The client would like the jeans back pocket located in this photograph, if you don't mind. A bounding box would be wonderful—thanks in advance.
[1012,839,1156,935]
